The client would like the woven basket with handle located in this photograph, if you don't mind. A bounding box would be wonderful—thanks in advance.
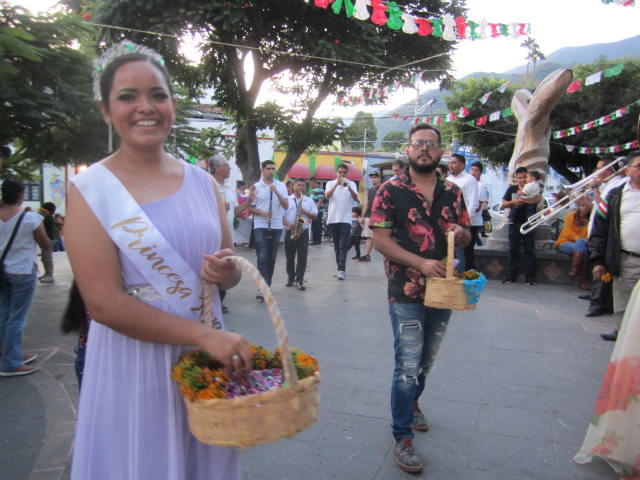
[182,256,320,449]
[423,231,476,311]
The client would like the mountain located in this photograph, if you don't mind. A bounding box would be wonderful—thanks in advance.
[371,35,640,147]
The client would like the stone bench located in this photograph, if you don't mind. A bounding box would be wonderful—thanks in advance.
[475,246,575,285]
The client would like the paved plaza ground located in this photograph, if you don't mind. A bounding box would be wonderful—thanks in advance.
[0,243,623,480]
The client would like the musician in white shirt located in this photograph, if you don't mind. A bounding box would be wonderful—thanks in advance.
[282,179,317,290]
[249,160,288,295]
[325,164,358,280]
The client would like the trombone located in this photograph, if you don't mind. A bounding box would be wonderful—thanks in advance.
[519,157,627,235]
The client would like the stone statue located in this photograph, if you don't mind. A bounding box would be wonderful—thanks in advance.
[508,68,573,182]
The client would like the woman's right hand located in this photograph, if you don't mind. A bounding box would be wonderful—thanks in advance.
[198,329,253,378]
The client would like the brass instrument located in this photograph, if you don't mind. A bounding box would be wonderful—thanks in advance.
[290,197,307,241]
[519,157,627,234]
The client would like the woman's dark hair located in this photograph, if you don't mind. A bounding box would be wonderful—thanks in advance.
[1,178,25,205]
[61,280,88,334]
[100,54,173,111]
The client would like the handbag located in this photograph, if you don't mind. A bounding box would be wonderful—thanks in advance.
[0,210,27,284]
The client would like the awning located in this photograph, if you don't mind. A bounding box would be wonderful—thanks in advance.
[287,163,311,179]
[346,164,363,181]
[313,164,337,180]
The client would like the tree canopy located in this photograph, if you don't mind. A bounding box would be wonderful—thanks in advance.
[381,130,407,152]
[444,57,640,183]
[0,3,106,178]
[79,0,464,181]
[344,111,377,151]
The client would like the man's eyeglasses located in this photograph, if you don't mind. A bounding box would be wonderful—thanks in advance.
[410,140,439,149]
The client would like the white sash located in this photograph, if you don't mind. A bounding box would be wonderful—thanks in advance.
[71,164,208,322]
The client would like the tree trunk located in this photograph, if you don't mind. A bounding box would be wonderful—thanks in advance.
[234,118,262,184]
[548,146,581,184]
[278,146,307,180]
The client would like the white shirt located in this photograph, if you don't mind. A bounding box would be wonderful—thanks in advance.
[620,182,640,253]
[448,171,482,226]
[251,178,288,229]
[521,181,541,199]
[0,211,42,274]
[218,181,237,229]
[326,179,358,224]
[477,180,489,205]
[283,194,318,230]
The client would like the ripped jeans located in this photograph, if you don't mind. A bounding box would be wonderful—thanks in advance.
[389,302,452,439]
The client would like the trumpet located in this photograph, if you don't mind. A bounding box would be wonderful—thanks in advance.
[519,157,627,235]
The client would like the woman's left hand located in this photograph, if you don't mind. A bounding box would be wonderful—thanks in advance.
[201,248,238,285]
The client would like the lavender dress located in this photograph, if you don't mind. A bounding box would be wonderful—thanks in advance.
[71,163,240,480]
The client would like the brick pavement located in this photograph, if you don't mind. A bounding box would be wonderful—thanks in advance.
[0,245,621,480]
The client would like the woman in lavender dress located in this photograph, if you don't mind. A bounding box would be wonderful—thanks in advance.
[65,41,252,480]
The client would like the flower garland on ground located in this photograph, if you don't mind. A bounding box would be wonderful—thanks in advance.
[171,344,319,401]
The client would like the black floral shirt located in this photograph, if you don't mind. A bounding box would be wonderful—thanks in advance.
[370,171,471,304]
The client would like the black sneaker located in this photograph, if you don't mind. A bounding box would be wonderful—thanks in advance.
[286,279,294,287]
[394,438,423,473]
[502,277,515,284]
[526,278,536,286]
[296,282,306,291]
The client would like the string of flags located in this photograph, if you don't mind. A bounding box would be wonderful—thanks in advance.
[563,140,638,154]
[552,99,640,139]
[601,0,635,6]
[566,63,624,94]
[307,0,531,41]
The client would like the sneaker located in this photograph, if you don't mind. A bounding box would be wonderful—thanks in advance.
[0,365,39,377]
[256,291,264,301]
[39,275,54,283]
[337,271,345,280]
[361,255,371,262]
[221,304,229,314]
[526,278,536,286]
[332,271,339,278]
[296,282,306,291]
[351,256,360,260]
[394,438,423,473]
[286,279,294,287]
[502,277,515,284]
[23,353,38,365]
[411,403,429,432]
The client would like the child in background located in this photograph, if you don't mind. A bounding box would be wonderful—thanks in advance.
[508,170,542,223]
[519,170,542,200]
[349,206,363,261]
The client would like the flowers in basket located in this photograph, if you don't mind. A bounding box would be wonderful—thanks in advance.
[171,344,319,402]
[451,268,487,305]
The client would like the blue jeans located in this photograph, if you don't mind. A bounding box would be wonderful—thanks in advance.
[254,228,283,286]
[389,302,452,440]
[557,238,588,255]
[507,223,536,279]
[0,267,37,371]
[328,223,351,272]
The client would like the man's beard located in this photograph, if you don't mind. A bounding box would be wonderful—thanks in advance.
[409,155,438,174]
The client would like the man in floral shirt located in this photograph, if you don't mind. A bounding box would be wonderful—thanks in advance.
[371,124,471,473]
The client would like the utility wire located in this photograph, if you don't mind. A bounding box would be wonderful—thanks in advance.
[85,21,449,73]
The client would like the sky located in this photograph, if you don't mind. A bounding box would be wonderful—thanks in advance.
[11,0,640,119]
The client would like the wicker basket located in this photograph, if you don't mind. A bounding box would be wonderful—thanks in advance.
[424,231,476,311]
[182,256,320,449]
